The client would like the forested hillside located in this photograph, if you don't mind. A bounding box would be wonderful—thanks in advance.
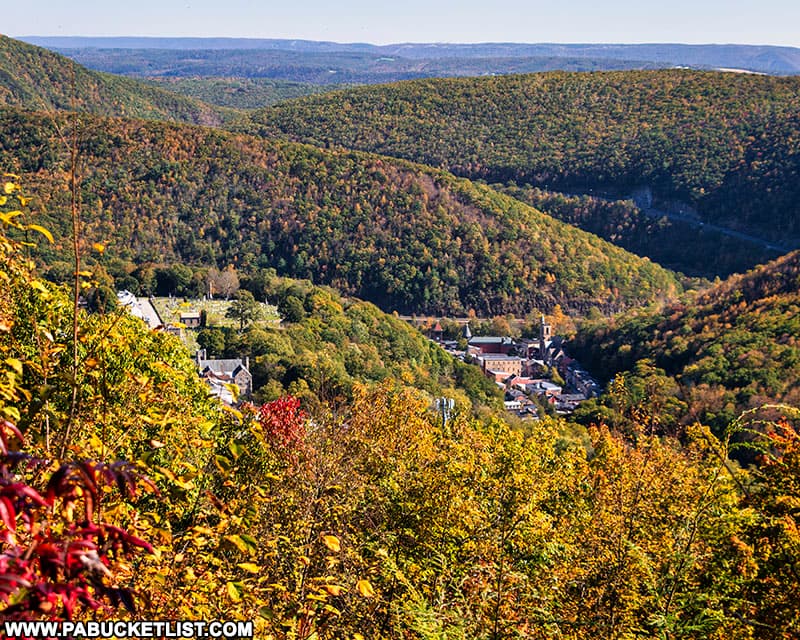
[238,70,800,246]
[0,36,231,124]
[0,108,680,316]
[572,251,800,429]
[500,185,782,277]
[145,77,331,109]
[3,182,800,638]
[194,273,503,413]
[36,46,663,86]
[26,37,800,75]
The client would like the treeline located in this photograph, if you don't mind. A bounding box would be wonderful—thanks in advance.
[237,70,800,244]
[500,185,782,277]
[0,36,232,125]
[2,190,799,637]
[0,108,680,317]
[571,250,800,432]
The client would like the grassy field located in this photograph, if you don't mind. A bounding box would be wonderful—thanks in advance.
[152,296,279,326]
[151,296,280,352]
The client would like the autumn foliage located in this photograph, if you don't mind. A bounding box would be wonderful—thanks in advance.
[256,395,306,451]
[1,428,153,619]
[1,178,799,637]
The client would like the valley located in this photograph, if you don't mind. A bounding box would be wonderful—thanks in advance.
[1,31,799,639]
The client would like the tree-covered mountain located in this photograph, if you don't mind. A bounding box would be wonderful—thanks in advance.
[572,250,800,428]
[237,70,800,249]
[0,35,232,124]
[0,107,680,317]
[24,46,662,87]
[499,185,783,278]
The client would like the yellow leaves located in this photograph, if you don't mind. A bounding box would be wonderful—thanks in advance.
[27,224,53,243]
[225,533,259,555]
[3,182,17,195]
[226,534,252,554]
[214,454,233,472]
[356,579,375,597]
[155,466,176,482]
[226,581,243,602]
[322,534,341,553]
[223,382,240,404]
[192,525,214,536]
[227,440,244,459]
[0,210,23,225]
[92,242,106,254]
[236,562,261,573]
[4,358,23,375]
[29,280,49,293]
[221,404,243,420]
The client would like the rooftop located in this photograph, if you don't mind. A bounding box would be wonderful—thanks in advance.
[469,336,513,345]
[198,358,250,375]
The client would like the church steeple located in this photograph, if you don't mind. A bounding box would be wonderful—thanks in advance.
[463,321,472,340]
[539,314,552,352]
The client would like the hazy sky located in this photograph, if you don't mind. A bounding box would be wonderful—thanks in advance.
[6,0,800,47]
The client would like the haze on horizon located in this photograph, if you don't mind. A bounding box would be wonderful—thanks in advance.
[6,0,800,48]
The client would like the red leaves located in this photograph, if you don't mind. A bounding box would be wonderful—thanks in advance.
[0,495,15,535]
[257,395,307,451]
[1,419,155,621]
[0,419,23,455]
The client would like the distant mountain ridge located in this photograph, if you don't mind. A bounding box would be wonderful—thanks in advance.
[19,37,800,75]
[0,36,231,124]
[16,46,663,86]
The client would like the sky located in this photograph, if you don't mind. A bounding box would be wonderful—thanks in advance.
[5,0,800,48]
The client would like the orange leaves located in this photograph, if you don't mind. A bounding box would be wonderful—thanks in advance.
[355,579,375,598]
[322,534,341,553]
[322,584,344,596]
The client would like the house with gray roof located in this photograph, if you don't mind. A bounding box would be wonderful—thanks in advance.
[196,349,252,402]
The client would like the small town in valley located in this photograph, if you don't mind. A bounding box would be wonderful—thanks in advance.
[425,315,601,420]
[117,289,600,416]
